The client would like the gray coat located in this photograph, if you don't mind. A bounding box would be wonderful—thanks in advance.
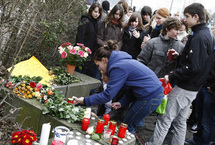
[137,35,184,78]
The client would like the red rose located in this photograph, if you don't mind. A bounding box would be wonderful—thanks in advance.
[30,82,35,88]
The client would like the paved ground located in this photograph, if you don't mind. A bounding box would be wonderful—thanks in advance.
[134,113,193,145]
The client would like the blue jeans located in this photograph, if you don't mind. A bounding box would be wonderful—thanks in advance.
[123,93,163,134]
[194,87,215,145]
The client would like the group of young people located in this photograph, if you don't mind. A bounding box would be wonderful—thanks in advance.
[73,1,215,145]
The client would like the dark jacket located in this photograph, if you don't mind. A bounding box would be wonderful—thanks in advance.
[76,14,98,55]
[138,35,184,78]
[150,25,162,39]
[206,50,215,105]
[169,23,214,91]
[121,28,147,59]
[84,51,163,107]
[96,21,123,49]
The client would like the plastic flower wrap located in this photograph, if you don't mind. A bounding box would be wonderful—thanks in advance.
[58,42,92,66]
[10,129,37,145]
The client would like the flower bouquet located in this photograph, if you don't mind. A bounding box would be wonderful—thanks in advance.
[58,42,92,74]
[10,129,37,145]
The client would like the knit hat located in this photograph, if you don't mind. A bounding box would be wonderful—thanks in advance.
[102,1,110,11]
[156,8,170,18]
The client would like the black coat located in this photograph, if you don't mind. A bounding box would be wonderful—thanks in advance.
[76,14,98,55]
[169,23,214,91]
[121,28,147,59]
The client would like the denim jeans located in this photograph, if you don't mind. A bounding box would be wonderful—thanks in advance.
[123,93,163,134]
[194,87,215,145]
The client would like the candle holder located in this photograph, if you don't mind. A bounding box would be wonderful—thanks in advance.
[81,118,90,131]
[95,119,105,134]
[103,114,110,125]
[118,123,128,138]
[109,120,117,135]
[67,98,74,104]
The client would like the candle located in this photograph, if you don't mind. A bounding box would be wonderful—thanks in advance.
[109,120,117,135]
[82,118,90,131]
[118,123,128,138]
[95,119,105,134]
[51,140,64,145]
[103,114,110,125]
[111,136,119,145]
[67,98,74,104]
[40,123,51,145]
[168,49,175,61]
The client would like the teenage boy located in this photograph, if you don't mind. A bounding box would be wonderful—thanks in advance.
[141,6,152,25]
[137,17,184,78]
[146,3,214,145]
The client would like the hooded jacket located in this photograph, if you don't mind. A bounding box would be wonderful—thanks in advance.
[84,51,163,107]
[169,23,214,91]
[76,14,98,55]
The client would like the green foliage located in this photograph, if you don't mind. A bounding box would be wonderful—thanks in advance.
[49,67,81,85]
[10,75,43,84]
[42,96,85,123]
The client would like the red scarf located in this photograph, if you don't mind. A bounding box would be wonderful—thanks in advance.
[112,19,119,26]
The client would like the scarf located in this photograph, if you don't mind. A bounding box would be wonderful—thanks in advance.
[128,26,136,37]
[112,19,119,26]
[155,24,163,31]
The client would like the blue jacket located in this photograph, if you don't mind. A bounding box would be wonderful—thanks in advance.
[84,51,163,107]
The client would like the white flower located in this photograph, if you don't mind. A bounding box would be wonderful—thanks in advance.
[48,98,53,103]
[84,52,88,58]
[50,106,55,109]
[74,46,80,50]
[72,107,79,113]
[35,92,40,98]
[58,46,65,54]
[44,95,48,100]
[67,45,73,50]
[85,47,89,51]
[86,126,94,134]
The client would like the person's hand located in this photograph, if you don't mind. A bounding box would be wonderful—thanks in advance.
[172,51,179,59]
[143,34,151,43]
[111,102,122,110]
[164,75,169,84]
[167,49,179,59]
[207,87,214,94]
[141,41,146,49]
[72,96,84,105]
[133,30,140,38]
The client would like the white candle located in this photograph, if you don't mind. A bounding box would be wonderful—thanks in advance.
[40,123,51,145]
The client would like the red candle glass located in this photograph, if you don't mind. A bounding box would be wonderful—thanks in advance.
[103,114,110,125]
[67,98,73,104]
[111,136,119,145]
[118,123,128,138]
[96,119,105,134]
[81,118,90,131]
[109,120,117,135]
[168,49,175,61]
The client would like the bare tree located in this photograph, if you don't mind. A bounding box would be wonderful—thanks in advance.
[0,0,88,68]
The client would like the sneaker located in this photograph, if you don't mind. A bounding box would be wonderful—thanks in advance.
[190,124,198,133]
[185,138,197,145]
